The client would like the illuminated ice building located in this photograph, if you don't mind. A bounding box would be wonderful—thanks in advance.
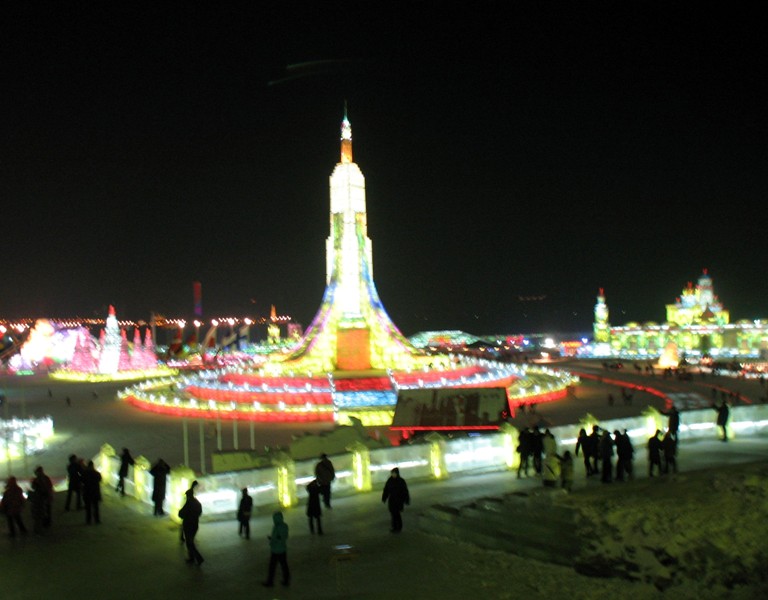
[592,270,768,358]
[124,111,575,426]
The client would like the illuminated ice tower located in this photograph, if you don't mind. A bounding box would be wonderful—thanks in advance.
[592,288,612,356]
[593,288,610,344]
[98,305,121,374]
[284,110,430,372]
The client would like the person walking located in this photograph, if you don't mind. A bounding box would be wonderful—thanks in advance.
[116,448,135,496]
[149,458,170,516]
[31,466,54,530]
[306,479,323,535]
[262,511,290,587]
[64,454,83,511]
[648,430,663,477]
[715,400,730,441]
[179,487,204,565]
[82,460,102,525]
[1,477,28,537]
[237,488,253,539]
[314,453,336,509]
[574,428,593,476]
[179,481,198,544]
[382,467,410,533]
[541,429,560,487]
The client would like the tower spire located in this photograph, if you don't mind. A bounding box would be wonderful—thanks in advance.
[340,102,352,164]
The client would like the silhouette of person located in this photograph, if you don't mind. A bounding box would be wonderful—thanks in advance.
[382,467,410,533]
[574,428,593,476]
[116,448,135,496]
[262,511,290,587]
[1,477,28,537]
[647,430,663,477]
[82,460,102,525]
[179,480,198,543]
[149,458,170,516]
[237,488,253,539]
[64,454,83,511]
[587,425,601,475]
[666,405,681,442]
[31,466,54,530]
[615,430,634,481]
[715,401,730,441]
[306,479,323,535]
[314,454,336,509]
[662,430,678,474]
[179,487,204,565]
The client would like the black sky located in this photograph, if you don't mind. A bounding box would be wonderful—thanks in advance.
[2,3,766,336]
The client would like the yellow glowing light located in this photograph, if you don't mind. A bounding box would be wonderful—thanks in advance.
[277,466,291,507]
[428,437,446,480]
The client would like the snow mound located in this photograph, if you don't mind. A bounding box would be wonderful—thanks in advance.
[566,461,768,593]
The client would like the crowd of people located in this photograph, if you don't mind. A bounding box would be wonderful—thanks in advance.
[516,399,733,489]
[1,393,739,584]
[0,447,412,589]
[0,447,175,538]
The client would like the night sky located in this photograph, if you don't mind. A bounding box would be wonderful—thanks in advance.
[2,3,766,336]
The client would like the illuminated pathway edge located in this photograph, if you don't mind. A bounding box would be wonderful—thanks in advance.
[120,359,577,426]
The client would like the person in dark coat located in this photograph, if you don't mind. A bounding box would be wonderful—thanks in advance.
[82,460,102,525]
[715,401,729,441]
[382,467,410,533]
[306,479,323,535]
[615,429,634,481]
[262,511,290,587]
[149,458,170,516]
[574,427,594,476]
[662,430,678,474]
[314,454,336,509]
[516,426,533,478]
[30,466,54,530]
[179,487,204,565]
[666,406,681,442]
[237,487,253,539]
[587,425,601,475]
[648,430,663,477]
[1,476,28,537]
[179,480,198,544]
[116,448,135,496]
[64,454,83,511]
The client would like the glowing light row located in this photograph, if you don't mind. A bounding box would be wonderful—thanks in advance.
[52,367,178,383]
